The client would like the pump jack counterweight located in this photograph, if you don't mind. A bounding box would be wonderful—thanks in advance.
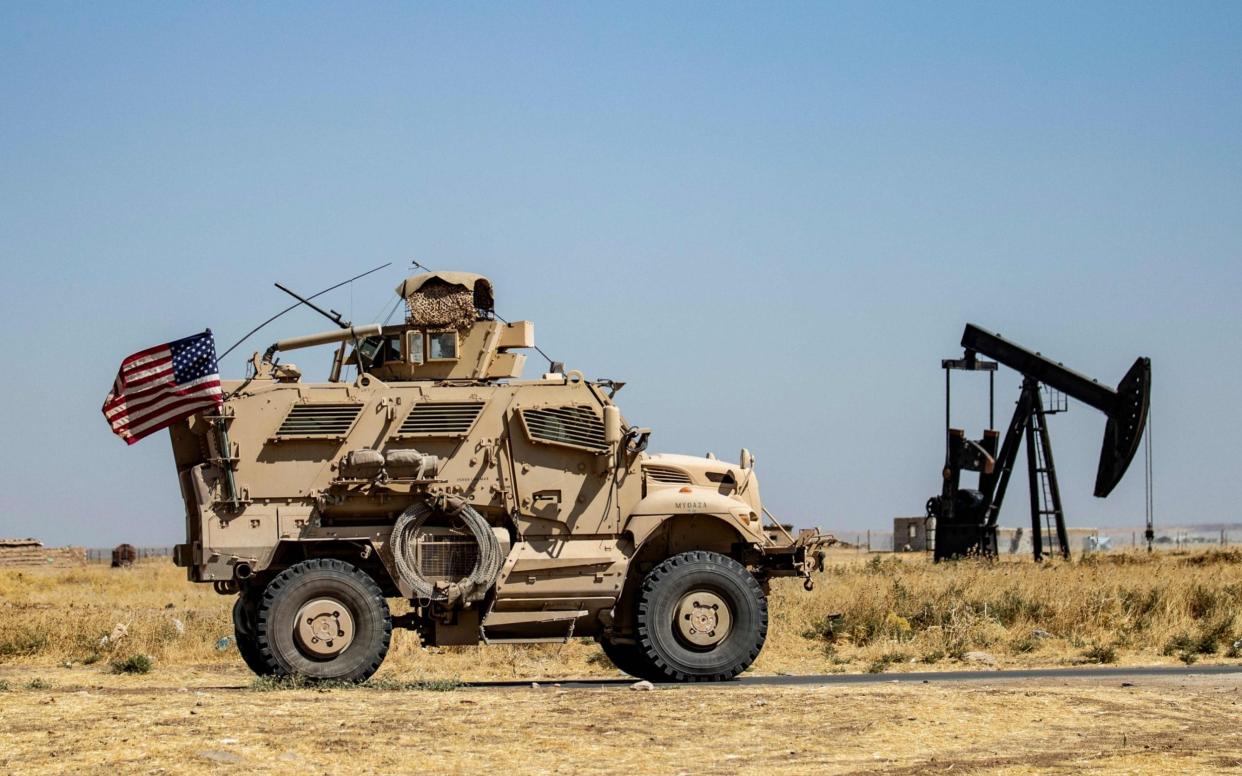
[927,325,1151,561]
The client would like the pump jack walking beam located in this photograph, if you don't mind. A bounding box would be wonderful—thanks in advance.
[961,325,1151,499]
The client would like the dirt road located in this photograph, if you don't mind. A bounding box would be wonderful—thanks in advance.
[1,664,1239,775]
[469,664,1242,690]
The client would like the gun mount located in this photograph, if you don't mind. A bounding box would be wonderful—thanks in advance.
[927,324,1151,560]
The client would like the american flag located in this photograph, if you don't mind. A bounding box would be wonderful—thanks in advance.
[103,331,223,445]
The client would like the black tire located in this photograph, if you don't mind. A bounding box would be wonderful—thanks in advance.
[636,551,768,682]
[254,559,392,682]
[232,594,274,676]
[598,639,657,680]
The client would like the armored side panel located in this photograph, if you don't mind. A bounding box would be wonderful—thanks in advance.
[171,371,660,635]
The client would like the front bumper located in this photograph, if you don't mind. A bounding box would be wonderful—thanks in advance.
[756,530,836,587]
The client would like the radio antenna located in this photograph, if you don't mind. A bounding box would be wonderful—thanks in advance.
[219,262,391,361]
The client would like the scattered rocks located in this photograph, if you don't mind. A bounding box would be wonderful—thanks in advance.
[99,623,129,648]
[198,750,240,765]
[171,619,185,636]
[630,680,655,691]
[962,651,997,667]
[1031,629,1053,640]
[214,636,233,651]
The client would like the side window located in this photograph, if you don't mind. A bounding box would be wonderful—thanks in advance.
[428,331,458,361]
[405,331,424,364]
[357,336,400,367]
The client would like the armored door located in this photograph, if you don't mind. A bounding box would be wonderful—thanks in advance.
[506,392,619,536]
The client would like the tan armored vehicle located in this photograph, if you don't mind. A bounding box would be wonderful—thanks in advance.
[169,271,828,682]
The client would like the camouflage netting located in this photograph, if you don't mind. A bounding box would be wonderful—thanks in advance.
[405,283,477,329]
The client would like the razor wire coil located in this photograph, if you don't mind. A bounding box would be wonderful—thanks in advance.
[390,498,503,603]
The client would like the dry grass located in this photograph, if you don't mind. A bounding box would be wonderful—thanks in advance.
[0,665,1239,774]
[766,548,1242,674]
[3,552,1241,774]
[2,550,1240,679]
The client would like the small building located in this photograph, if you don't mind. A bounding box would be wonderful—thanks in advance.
[893,517,931,552]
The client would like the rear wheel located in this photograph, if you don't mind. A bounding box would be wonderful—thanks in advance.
[232,593,273,676]
[636,551,767,682]
[598,639,657,680]
[254,559,392,682]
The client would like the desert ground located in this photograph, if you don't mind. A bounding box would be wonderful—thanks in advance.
[1,665,1240,775]
[2,550,1240,774]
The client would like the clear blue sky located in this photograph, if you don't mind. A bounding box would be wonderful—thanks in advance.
[1,3,1239,547]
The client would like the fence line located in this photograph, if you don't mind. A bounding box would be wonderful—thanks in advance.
[850,528,1237,554]
[85,546,174,564]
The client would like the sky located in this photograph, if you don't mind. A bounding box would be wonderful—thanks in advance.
[1,3,1239,548]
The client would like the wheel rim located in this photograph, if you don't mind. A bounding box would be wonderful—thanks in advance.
[293,597,355,658]
[673,589,732,649]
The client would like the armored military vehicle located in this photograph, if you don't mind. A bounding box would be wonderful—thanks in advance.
[169,271,828,682]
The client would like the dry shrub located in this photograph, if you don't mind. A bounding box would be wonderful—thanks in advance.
[109,654,153,674]
[1,550,1240,679]
[761,548,1242,674]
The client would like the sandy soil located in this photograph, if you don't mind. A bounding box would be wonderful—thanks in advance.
[1,665,1239,775]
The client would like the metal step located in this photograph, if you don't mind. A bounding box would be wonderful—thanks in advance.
[480,609,587,645]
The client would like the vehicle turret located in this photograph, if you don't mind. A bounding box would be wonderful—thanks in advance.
[329,272,534,383]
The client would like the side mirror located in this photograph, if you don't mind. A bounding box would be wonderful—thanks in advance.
[604,406,622,445]
[740,448,754,470]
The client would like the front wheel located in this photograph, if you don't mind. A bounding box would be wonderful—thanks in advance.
[254,559,392,682]
[636,551,768,682]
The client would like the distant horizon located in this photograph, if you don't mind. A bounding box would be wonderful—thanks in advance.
[9,520,1242,553]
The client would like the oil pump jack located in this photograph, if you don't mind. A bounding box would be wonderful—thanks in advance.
[927,324,1151,561]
